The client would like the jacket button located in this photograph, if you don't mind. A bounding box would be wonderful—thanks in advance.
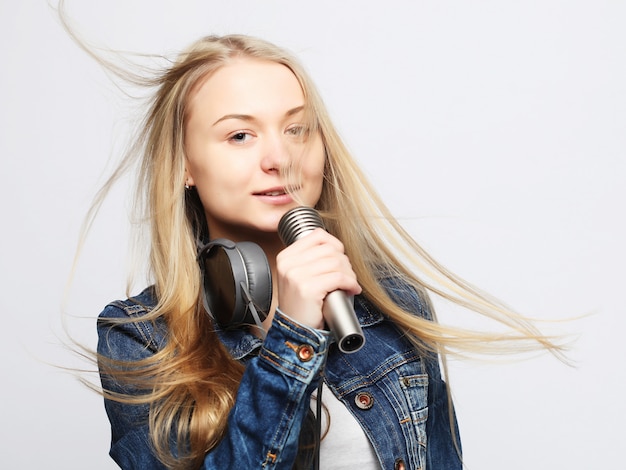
[296,344,314,362]
[394,458,406,470]
[354,391,374,410]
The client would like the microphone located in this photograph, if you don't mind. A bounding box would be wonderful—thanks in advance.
[278,207,365,353]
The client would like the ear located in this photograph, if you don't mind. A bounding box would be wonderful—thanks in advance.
[184,168,196,187]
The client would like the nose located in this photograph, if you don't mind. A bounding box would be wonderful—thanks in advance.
[260,132,290,174]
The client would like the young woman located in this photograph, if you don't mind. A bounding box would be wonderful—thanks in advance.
[92,34,563,470]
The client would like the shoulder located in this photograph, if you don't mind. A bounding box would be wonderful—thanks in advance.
[97,286,166,359]
[353,276,434,328]
[379,276,434,321]
[100,286,158,320]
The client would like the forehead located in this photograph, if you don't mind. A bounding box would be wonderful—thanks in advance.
[186,58,305,121]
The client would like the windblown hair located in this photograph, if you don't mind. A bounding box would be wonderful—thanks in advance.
[66,25,566,470]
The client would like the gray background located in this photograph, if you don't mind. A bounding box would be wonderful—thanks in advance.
[1,1,624,468]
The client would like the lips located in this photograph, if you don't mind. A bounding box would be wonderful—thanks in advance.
[259,189,287,196]
[254,186,299,196]
[253,186,300,206]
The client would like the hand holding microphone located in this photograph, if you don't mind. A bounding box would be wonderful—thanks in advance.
[277,207,365,353]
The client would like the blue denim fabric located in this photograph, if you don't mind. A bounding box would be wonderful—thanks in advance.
[98,283,462,469]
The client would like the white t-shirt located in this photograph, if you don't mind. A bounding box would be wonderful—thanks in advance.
[313,383,380,469]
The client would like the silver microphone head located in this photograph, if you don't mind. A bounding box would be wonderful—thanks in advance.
[278,206,325,246]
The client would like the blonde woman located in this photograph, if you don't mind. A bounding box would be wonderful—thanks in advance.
[93,34,563,470]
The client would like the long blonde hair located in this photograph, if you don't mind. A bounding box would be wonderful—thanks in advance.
[72,30,566,469]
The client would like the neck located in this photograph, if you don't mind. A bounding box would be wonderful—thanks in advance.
[234,231,283,270]
[253,235,283,333]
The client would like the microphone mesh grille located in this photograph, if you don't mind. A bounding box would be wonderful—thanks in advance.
[278,207,325,245]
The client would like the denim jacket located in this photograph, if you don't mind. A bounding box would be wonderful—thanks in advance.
[97,282,461,469]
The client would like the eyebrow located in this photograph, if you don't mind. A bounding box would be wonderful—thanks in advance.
[212,105,305,126]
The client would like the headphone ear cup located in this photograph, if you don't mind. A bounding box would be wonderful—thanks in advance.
[199,239,271,329]
[235,241,272,323]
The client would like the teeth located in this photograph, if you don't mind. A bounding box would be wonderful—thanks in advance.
[265,191,284,196]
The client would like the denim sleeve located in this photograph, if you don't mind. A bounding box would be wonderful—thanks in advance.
[425,356,463,468]
[97,305,168,469]
[98,305,329,470]
[203,310,329,469]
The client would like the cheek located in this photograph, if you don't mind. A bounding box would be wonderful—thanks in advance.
[304,138,326,178]
[186,159,220,206]
[186,147,233,192]
[302,146,326,204]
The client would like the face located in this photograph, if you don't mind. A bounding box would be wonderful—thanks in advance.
[184,58,326,242]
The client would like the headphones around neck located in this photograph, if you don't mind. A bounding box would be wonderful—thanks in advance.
[197,238,272,331]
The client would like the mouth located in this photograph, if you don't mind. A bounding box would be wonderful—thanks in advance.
[254,186,300,197]
[258,189,287,196]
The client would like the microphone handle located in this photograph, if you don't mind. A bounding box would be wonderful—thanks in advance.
[278,207,365,353]
[323,290,365,353]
